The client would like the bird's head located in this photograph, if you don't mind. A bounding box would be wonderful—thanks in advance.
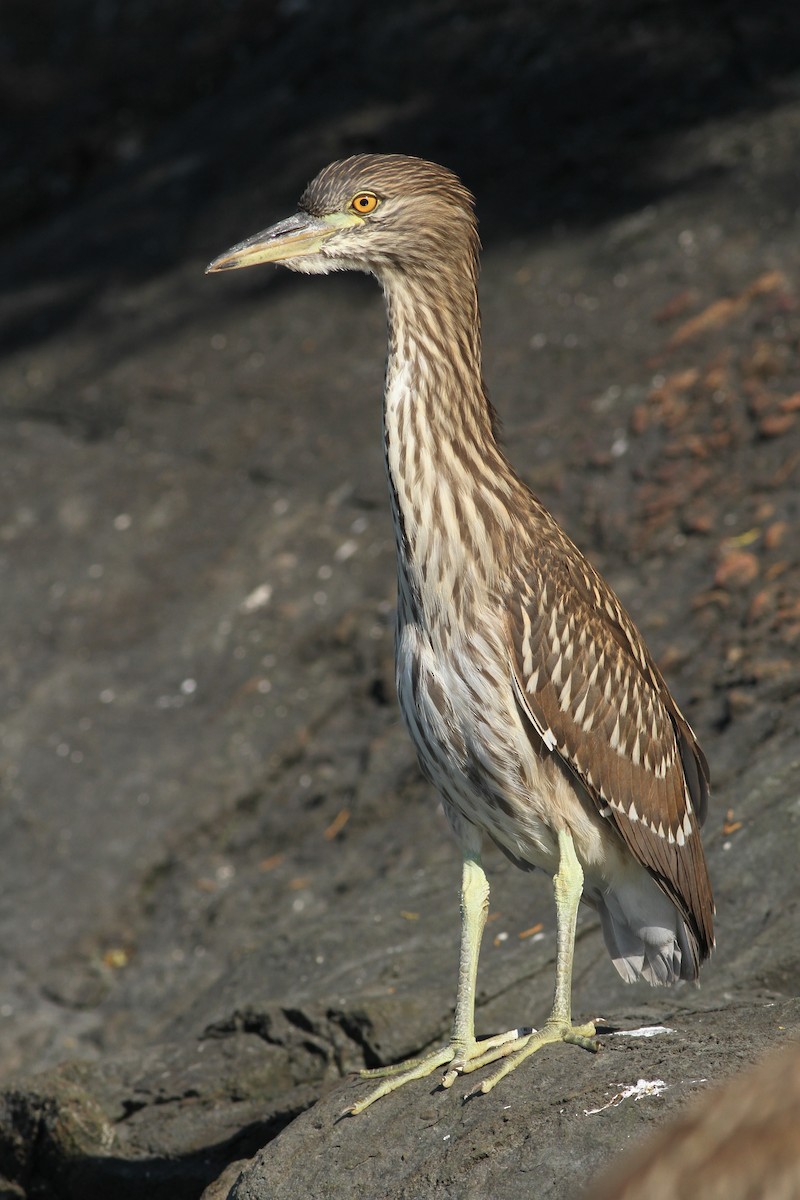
[206,154,477,280]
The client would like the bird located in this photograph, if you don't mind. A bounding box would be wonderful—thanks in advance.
[207,154,714,1114]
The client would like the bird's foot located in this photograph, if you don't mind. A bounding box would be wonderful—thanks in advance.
[465,1016,598,1098]
[341,1027,534,1116]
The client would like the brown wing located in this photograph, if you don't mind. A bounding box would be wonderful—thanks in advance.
[508,526,714,966]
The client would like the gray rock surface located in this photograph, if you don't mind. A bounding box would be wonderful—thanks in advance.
[1,3,800,1198]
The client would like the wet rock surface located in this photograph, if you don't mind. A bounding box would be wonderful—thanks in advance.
[1,3,799,1197]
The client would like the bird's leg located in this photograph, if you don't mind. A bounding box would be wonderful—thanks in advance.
[342,844,531,1116]
[442,849,532,1085]
[465,827,598,1097]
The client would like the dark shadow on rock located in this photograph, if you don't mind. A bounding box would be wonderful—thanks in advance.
[0,1038,321,1200]
[2,1118,295,1200]
[3,1,800,355]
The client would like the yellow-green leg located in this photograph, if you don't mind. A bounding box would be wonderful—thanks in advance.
[342,846,531,1116]
[465,827,598,1097]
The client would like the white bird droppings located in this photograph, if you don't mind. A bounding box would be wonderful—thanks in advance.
[610,1025,675,1039]
[585,1078,668,1115]
[241,583,273,612]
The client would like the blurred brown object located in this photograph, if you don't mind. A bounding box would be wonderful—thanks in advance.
[585,1040,800,1200]
[667,270,789,347]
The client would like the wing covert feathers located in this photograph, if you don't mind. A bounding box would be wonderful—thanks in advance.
[508,521,714,971]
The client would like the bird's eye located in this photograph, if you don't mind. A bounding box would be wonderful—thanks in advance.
[351,192,380,215]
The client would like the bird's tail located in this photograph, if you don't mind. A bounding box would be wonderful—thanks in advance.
[592,871,699,986]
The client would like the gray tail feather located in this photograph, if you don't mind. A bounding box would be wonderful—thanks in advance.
[592,875,699,986]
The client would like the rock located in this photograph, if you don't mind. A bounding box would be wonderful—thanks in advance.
[227,1002,800,1200]
[0,1039,320,1200]
[585,1037,800,1200]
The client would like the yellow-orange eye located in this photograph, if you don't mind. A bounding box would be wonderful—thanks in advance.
[351,192,379,215]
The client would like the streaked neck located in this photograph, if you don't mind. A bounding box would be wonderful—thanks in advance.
[379,261,520,607]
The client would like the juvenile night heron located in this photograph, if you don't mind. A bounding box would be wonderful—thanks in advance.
[207,155,714,1114]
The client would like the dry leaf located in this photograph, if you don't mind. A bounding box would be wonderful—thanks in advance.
[759,411,797,438]
[714,551,760,590]
[668,271,789,347]
[323,808,350,840]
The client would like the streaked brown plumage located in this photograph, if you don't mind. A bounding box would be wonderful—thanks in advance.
[207,154,714,1112]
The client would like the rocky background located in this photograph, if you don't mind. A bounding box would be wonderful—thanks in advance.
[1,2,799,1197]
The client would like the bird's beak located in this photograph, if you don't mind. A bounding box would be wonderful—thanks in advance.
[205,211,356,273]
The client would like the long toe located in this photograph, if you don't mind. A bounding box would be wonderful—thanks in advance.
[470,1018,599,1098]
[343,1027,533,1115]
[343,1045,456,1116]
